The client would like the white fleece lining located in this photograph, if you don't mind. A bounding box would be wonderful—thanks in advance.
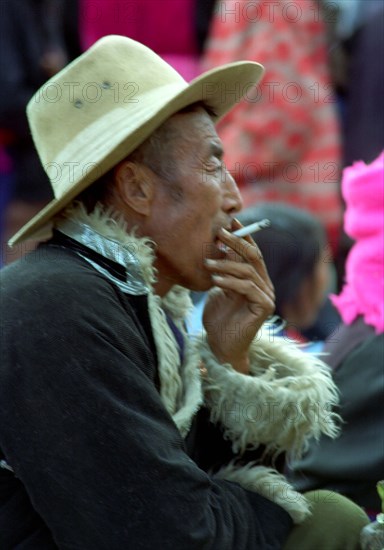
[161,287,204,436]
[215,462,311,524]
[199,331,341,459]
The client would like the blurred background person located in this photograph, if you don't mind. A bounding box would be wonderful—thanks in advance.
[0,0,81,265]
[287,152,384,518]
[201,0,343,257]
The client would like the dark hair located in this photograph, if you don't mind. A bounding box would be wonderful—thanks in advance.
[237,202,326,316]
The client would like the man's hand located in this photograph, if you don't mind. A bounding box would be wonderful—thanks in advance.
[203,222,275,374]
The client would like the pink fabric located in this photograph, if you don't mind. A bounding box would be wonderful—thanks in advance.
[80,0,200,81]
[161,54,200,83]
[331,152,384,333]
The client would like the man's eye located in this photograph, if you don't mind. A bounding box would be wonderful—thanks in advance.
[206,161,223,172]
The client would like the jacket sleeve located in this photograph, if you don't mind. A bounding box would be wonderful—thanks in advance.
[0,265,291,549]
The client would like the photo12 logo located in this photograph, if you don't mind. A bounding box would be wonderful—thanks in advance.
[202,80,336,106]
[215,1,339,24]
[34,81,140,105]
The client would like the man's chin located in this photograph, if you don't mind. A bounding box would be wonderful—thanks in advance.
[187,276,215,293]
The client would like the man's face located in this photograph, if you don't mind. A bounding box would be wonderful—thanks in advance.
[145,108,243,295]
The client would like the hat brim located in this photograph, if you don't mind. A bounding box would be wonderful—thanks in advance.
[9,61,264,246]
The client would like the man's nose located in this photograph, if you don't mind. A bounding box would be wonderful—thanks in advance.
[222,167,243,214]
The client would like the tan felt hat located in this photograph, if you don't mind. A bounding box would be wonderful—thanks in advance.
[9,35,264,245]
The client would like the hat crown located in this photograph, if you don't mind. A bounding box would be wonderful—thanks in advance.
[27,36,187,186]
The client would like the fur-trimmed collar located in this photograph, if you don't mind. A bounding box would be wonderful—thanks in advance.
[56,203,156,291]
[55,204,200,436]
[56,204,193,317]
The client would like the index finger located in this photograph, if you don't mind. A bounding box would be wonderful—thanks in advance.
[218,226,269,274]
[232,218,257,248]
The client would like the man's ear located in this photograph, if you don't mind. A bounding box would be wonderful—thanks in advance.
[113,161,155,216]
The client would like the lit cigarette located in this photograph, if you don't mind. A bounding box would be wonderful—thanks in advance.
[233,218,271,237]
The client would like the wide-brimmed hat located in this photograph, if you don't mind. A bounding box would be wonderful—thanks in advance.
[9,35,264,245]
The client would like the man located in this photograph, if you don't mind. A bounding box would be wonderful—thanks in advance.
[0,36,368,548]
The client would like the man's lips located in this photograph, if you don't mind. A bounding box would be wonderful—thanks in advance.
[212,231,230,257]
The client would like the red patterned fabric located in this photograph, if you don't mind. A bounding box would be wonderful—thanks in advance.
[202,0,342,251]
